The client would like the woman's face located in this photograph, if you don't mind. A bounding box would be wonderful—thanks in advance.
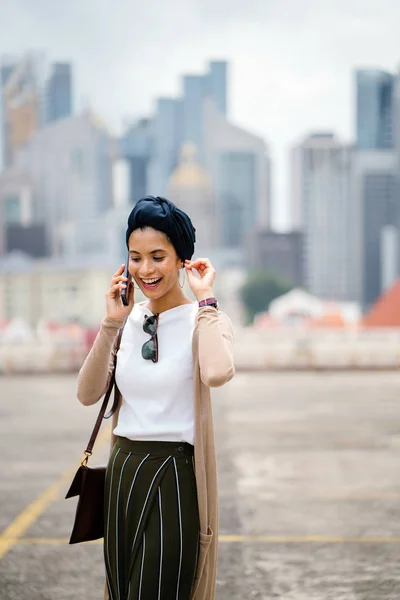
[128,227,182,298]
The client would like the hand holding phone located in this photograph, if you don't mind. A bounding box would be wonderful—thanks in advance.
[105,257,134,322]
[121,255,132,306]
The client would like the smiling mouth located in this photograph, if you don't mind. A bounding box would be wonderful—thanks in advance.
[140,277,163,289]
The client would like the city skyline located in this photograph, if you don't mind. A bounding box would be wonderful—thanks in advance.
[1,0,399,228]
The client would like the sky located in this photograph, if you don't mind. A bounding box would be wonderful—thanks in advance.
[1,0,399,228]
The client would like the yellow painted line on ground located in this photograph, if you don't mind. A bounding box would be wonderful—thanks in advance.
[9,535,400,546]
[16,538,99,545]
[0,425,111,560]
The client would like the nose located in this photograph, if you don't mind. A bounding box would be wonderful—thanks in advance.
[138,260,156,277]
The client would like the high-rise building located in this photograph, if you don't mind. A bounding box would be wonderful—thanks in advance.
[148,97,183,194]
[182,75,206,165]
[290,145,305,230]
[206,61,227,116]
[246,230,304,287]
[168,143,217,255]
[120,118,152,204]
[1,55,42,168]
[119,59,268,257]
[356,69,394,150]
[203,97,270,250]
[0,169,48,257]
[292,133,354,301]
[352,150,398,308]
[0,112,115,257]
[45,62,72,123]
[393,68,400,152]
[120,61,229,201]
[182,61,227,164]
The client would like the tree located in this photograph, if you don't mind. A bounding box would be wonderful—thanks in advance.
[239,271,293,325]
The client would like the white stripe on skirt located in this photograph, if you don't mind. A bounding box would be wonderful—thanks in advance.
[172,457,183,600]
[130,456,172,557]
[125,453,151,518]
[138,531,146,600]
[158,487,163,600]
[105,447,121,600]
[116,452,132,600]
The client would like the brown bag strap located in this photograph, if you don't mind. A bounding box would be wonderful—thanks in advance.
[81,322,125,466]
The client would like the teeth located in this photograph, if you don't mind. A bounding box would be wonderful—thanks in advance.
[142,278,160,284]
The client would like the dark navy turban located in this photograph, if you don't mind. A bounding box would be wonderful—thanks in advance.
[126,195,196,262]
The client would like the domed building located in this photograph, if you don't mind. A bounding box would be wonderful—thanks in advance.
[167,143,218,254]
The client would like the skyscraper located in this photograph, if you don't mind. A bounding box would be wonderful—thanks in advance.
[292,133,354,301]
[181,61,228,164]
[356,69,394,150]
[0,112,115,257]
[121,60,228,200]
[352,151,398,308]
[45,62,72,123]
[206,61,227,116]
[120,118,152,204]
[148,97,182,194]
[168,143,217,254]
[1,54,42,168]
[203,97,270,250]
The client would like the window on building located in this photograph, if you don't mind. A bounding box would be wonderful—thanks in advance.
[4,194,21,224]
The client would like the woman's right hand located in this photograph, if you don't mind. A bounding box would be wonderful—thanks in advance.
[105,264,135,322]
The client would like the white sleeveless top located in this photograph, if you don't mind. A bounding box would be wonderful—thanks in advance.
[113,300,197,445]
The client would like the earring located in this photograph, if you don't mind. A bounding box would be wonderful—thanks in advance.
[178,269,185,288]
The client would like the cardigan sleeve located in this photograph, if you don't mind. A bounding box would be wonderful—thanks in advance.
[77,316,125,406]
[197,306,235,388]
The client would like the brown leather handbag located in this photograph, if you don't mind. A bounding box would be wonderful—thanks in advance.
[65,324,125,544]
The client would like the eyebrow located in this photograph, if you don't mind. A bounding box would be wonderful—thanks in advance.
[128,249,166,255]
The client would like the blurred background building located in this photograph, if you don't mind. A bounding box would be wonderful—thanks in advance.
[1,54,43,169]
[0,55,272,333]
[287,66,400,313]
[1,50,400,338]
[45,62,72,124]
[0,111,114,257]
[120,60,270,261]
[356,69,394,150]
[290,133,354,302]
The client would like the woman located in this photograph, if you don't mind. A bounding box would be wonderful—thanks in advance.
[77,195,235,600]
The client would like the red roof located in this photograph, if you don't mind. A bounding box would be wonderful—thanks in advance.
[307,313,346,328]
[363,279,400,327]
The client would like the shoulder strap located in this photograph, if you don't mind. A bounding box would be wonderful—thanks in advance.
[82,321,125,463]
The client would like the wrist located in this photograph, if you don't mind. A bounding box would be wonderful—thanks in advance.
[198,297,218,310]
[102,316,125,328]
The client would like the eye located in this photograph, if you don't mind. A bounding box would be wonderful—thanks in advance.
[130,257,140,263]
[153,257,165,262]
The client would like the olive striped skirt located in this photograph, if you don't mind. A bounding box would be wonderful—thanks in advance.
[104,437,200,600]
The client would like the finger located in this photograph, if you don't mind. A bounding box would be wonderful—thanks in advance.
[190,259,212,270]
[111,274,129,284]
[187,261,204,270]
[107,282,127,296]
[113,264,125,276]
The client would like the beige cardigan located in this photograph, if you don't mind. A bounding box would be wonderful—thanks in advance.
[77,304,235,600]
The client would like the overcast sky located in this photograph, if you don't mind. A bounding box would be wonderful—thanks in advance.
[1,0,399,228]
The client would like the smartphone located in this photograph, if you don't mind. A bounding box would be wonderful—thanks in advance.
[121,254,132,306]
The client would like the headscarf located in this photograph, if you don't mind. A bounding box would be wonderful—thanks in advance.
[125,195,196,262]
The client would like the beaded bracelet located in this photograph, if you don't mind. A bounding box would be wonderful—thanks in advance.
[198,297,218,309]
